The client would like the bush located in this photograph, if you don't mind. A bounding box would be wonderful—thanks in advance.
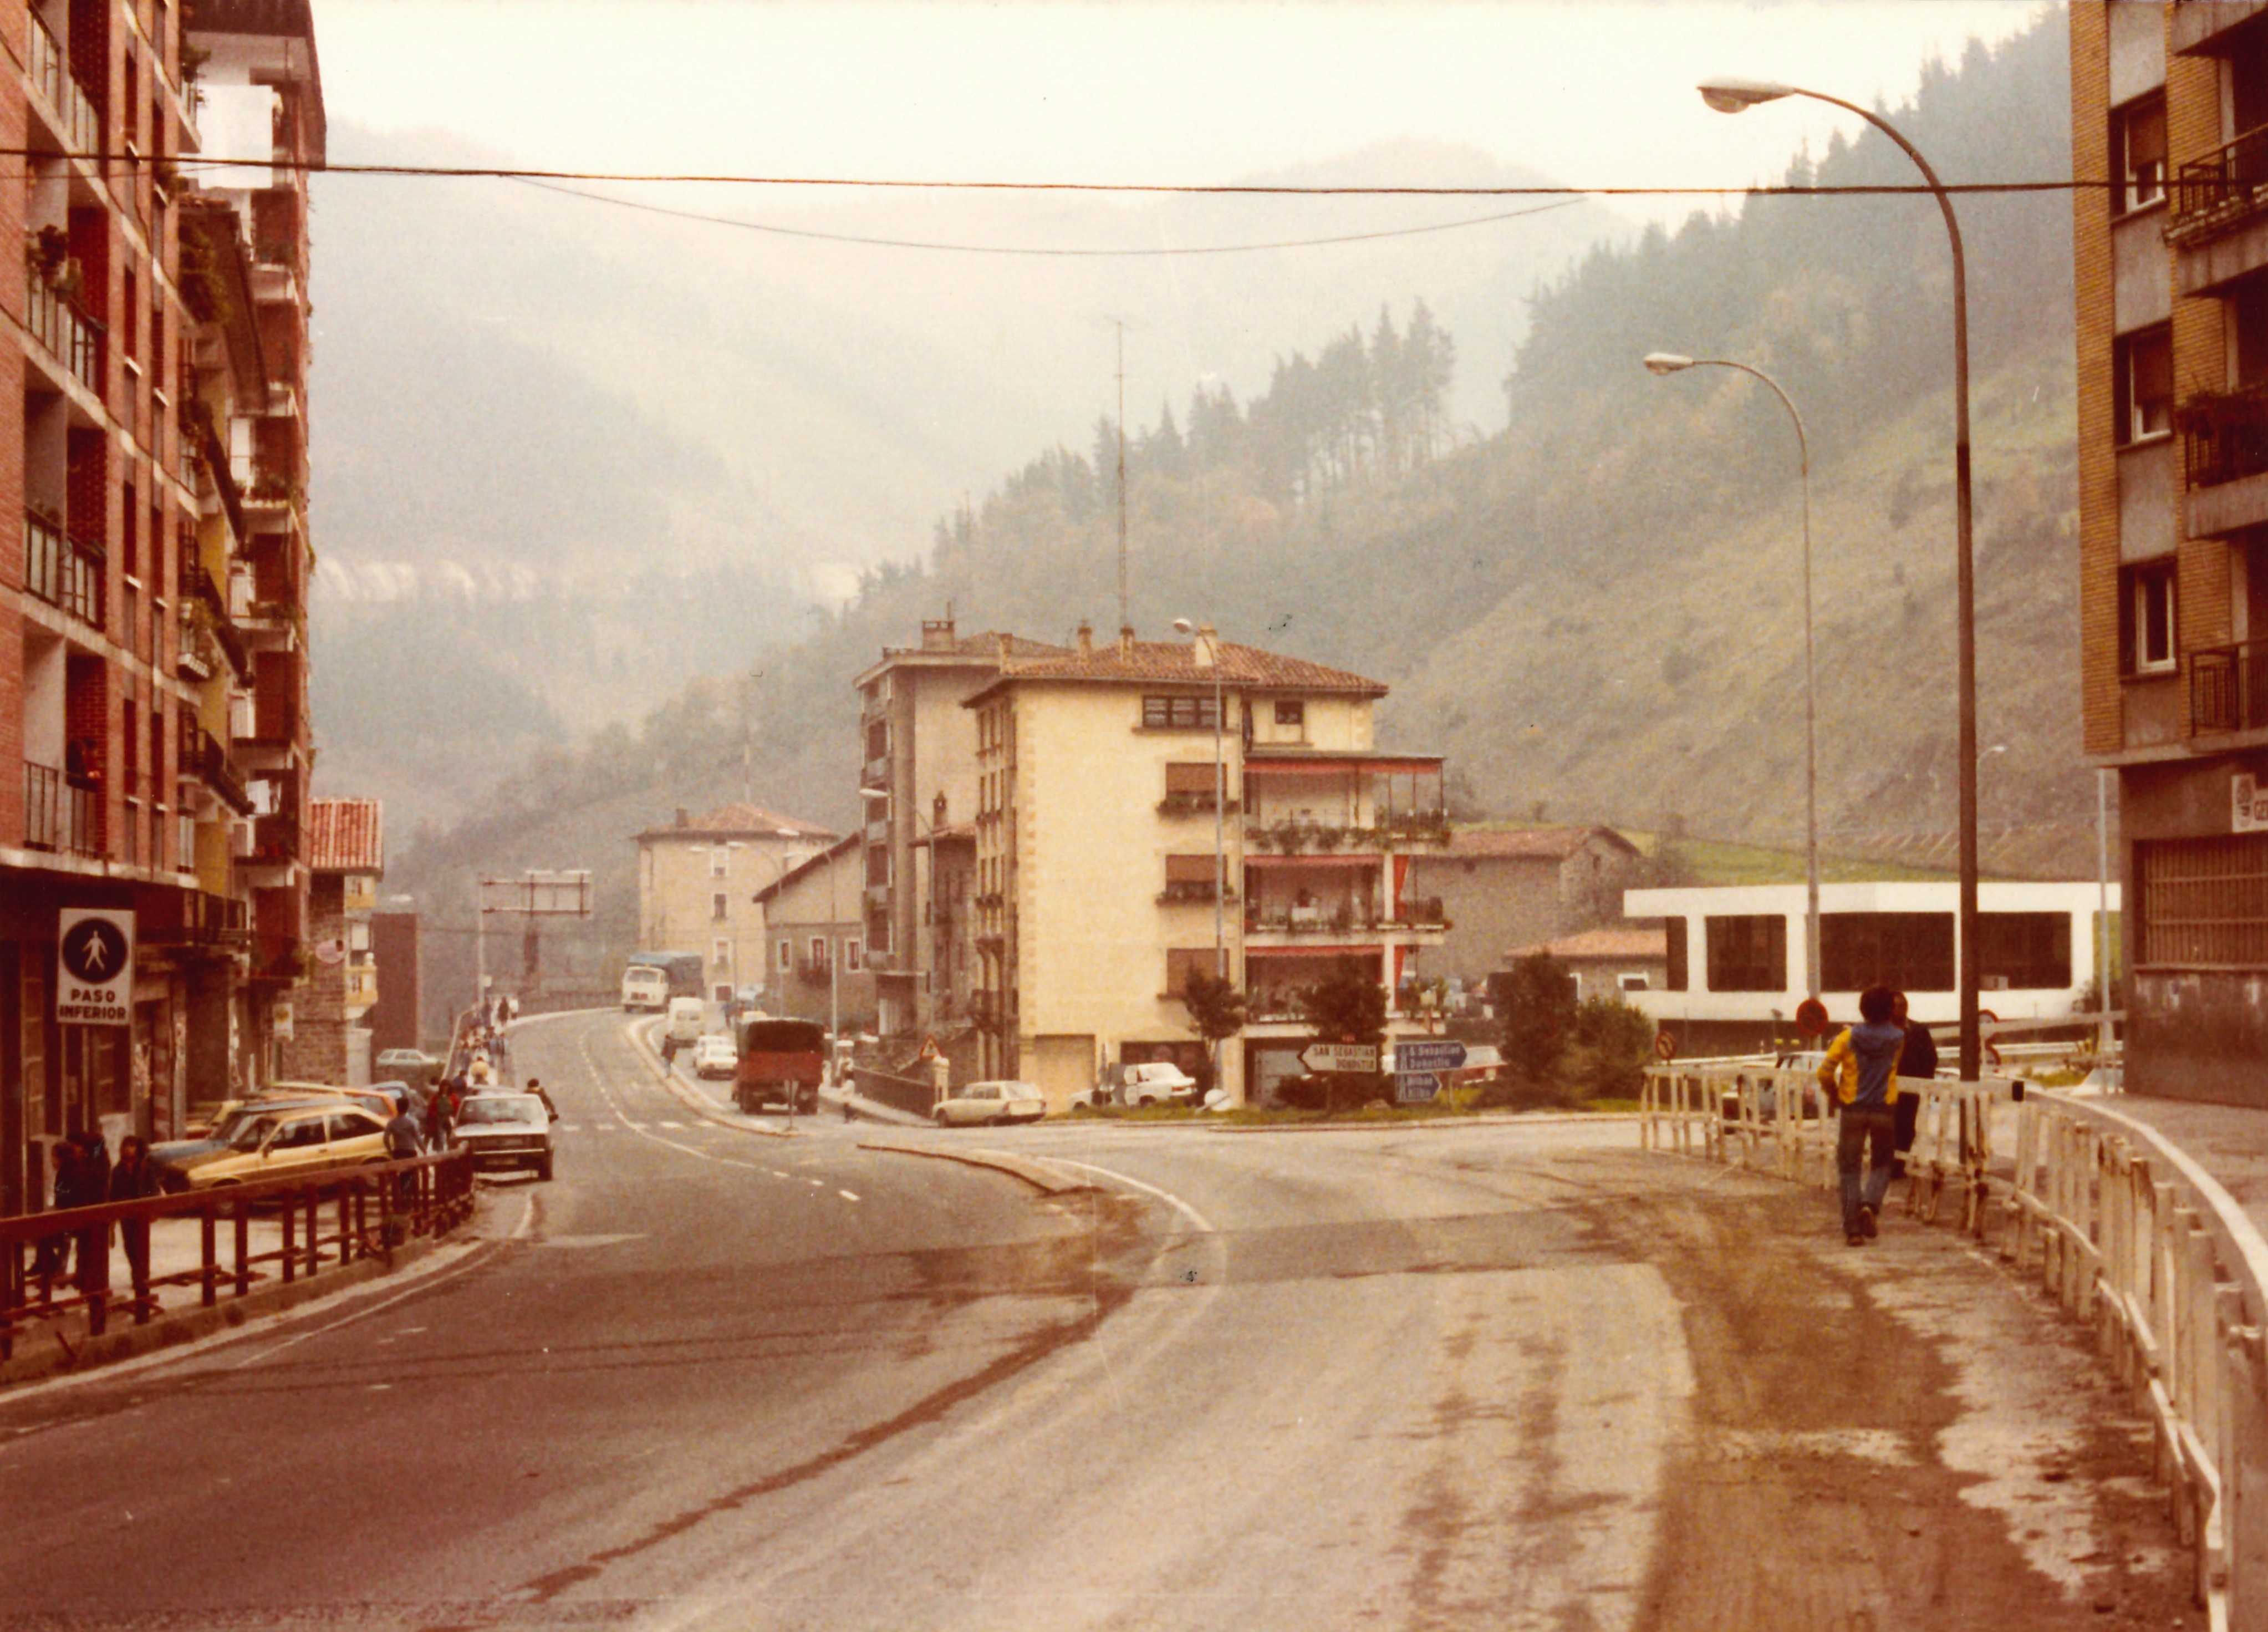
[1499,952,1577,1087]
[1564,996,1656,1100]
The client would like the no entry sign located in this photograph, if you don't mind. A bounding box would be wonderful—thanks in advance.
[57,908,134,1025]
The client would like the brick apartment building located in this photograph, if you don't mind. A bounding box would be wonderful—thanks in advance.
[2073,3,2268,1101]
[279,797,379,1086]
[0,0,324,1213]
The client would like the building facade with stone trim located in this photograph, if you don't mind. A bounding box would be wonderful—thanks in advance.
[633,803,835,1004]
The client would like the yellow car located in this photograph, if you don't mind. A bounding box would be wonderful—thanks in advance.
[152,1102,391,1191]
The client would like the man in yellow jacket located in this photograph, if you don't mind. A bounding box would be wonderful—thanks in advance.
[1816,983,1907,1245]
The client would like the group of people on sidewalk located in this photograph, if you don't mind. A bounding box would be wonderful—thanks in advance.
[32,1128,166,1312]
[1816,985,1941,1246]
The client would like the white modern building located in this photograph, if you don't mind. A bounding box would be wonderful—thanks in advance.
[1623,881,2121,1053]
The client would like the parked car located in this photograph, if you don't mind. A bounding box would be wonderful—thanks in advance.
[375,1049,440,1087]
[451,1092,554,1181]
[692,1034,738,1080]
[1121,1061,1200,1107]
[934,1080,1046,1127]
[152,1104,391,1192]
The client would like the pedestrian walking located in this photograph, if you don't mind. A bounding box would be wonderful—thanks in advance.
[1889,992,1939,1182]
[427,1084,456,1148]
[109,1136,161,1306]
[383,1098,421,1208]
[65,1128,110,1305]
[526,1077,558,1121]
[31,1142,73,1282]
[1816,984,1908,1246]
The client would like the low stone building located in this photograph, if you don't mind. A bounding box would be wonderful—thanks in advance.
[1501,927,1669,1006]
[279,800,384,1087]
[753,837,875,1033]
[1406,826,1644,994]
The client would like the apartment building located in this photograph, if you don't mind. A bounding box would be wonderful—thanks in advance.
[633,802,835,1003]
[853,618,1061,1039]
[967,622,1449,1111]
[2074,3,2268,1101]
[279,797,380,1086]
[0,0,323,1214]
[752,835,874,1031]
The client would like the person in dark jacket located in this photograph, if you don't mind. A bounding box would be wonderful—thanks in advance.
[109,1135,161,1304]
[1816,985,1908,1245]
[1889,992,1939,1181]
[64,1129,110,1298]
[31,1142,74,1280]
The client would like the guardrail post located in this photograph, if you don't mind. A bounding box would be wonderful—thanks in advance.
[281,1194,295,1284]
[233,1203,249,1298]
[2228,1324,2268,1632]
[200,1204,217,1308]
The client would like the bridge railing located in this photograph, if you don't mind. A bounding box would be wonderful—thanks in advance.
[1644,1063,2268,1630]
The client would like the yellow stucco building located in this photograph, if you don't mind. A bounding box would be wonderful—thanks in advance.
[968,623,1449,1112]
[633,804,836,1002]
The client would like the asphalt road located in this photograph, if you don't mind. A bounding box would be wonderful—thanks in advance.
[0,1010,2196,1630]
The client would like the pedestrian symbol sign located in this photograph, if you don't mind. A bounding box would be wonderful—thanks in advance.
[57,909,134,1025]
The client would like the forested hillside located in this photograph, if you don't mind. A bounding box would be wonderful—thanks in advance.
[394,16,2088,997]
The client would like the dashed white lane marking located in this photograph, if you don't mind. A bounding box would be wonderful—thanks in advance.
[837,1189,860,1202]
[771,1170,790,1179]
[658,1121,685,1130]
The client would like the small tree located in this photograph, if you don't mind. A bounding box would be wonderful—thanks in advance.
[1180,969,1247,1099]
[1497,951,1577,1103]
[1299,964,1388,1112]
[1565,995,1657,1101]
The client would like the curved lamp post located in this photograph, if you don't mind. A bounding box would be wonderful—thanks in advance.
[1643,350,1818,1001]
[1699,75,1980,1079]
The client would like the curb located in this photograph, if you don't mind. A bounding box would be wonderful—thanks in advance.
[1201,1110,1642,1136]
[0,1231,461,1390]
[624,1016,794,1140]
[823,1085,931,1129]
[857,1138,1100,1196]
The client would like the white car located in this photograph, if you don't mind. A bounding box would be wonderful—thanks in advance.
[691,1034,737,1080]
[934,1080,1046,1127]
[450,1092,554,1181]
[1120,1061,1200,1107]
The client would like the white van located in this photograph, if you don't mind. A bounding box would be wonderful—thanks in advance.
[621,965,669,1012]
[661,997,706,1061]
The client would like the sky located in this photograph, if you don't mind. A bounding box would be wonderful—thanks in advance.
[309,0,2047,231]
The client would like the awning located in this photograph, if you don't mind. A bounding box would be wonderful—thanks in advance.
[1245,944,1385,959]
[1243,756,1443,776]
[1242,853,1379,868]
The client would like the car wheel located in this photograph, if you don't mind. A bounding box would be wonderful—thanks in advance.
[537,1156,554,1182]
[933,1110,950,1127]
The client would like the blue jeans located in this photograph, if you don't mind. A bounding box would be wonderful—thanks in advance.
[1837,1103,1897,1236]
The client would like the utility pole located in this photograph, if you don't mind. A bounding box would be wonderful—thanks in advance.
[1115,319,1129,629]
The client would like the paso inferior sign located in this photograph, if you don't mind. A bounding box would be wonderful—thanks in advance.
[1300,1041,1380,1074]
[57,908,134,1025]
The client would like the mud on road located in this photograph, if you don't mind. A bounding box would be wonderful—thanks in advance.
[1603,1168,2193,1630]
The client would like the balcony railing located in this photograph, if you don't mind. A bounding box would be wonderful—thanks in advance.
[2179,385,2268,491]
[2191,641,2268,735]
[23,512,104,628]
[24,273,102,394]
[23,761,98,856]
[180,718,254,815]
[1157,879,1235,906]
[26,13,100,156]
[2170,125,2268,244]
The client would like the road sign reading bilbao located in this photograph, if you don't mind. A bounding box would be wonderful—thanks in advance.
[1394,1040,1467,1074]
[57,908,134,1025]
[1395,1071,1441,1104]
[1300,1042,1380,1074]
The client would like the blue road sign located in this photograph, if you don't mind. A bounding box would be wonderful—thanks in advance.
[1395,1040,1467,1074]
[1395,1071,1441,1104]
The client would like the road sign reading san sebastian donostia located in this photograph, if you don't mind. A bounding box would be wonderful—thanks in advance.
[1300,1042,1381,1074]
[57,908,135,1025]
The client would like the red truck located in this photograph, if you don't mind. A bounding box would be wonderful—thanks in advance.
[733,1018,825,1115]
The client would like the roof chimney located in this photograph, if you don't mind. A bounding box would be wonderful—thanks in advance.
[1192,622,1219,669]
[921,618,956,652]
[1076,621,1093,657]
[1119,624,1136,657]
[674,807,690,828]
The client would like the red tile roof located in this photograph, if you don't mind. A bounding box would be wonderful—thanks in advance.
[970,636,1388,701]
[1431,825,1641,862]
[635,803,838,843]
[1505,927,1668,963]
[305,799,383,875]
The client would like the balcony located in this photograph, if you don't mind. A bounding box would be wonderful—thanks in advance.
[1243,812,1452,855]
[1156,791,1239,817]
[2170,127,2268,248]
[26,13,100,157]
[23,512,104,629]
[24,273,102,394]
[182,721,254,816]
[23,761,98,856]
[2179,385,2268,496]
[1157,879,1235,906]
[2191,640,2268,735]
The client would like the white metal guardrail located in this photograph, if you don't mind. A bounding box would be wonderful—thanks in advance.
[1643,1065,2268,1631]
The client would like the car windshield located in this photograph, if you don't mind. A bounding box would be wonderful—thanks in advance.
[226,1116,279,1151]
[458,1097,542,1126]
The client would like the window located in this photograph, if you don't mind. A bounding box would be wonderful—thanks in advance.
[1664,917,1688,992]
[1165,762,1225,802]
[712,893,729,922]
[2140,833,2268,966]
[714,983,732,1003]
[2122,561,2177,675]
[845,939,863,972]
[1161,855,1221,901]
[1164,948,1219,995]
[1141,695,1220,730]
[709,848,727,877]
[1705,916,1786,993]
[2114,326,2172,444]
[2114,94,2165,213]
[865,720,888,762]
[1978,913,2072,991]
[777,938,792,971]
[1275,699,1305,728]
[1821,912,1954,993]
[713,938,731,968]
[1617,972,1651,992]
[808,936,829,969]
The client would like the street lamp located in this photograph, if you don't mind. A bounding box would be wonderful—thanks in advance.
[1699,75,1982,1079]
[1170,617,1228,979]
[1643,350,1818,1001]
